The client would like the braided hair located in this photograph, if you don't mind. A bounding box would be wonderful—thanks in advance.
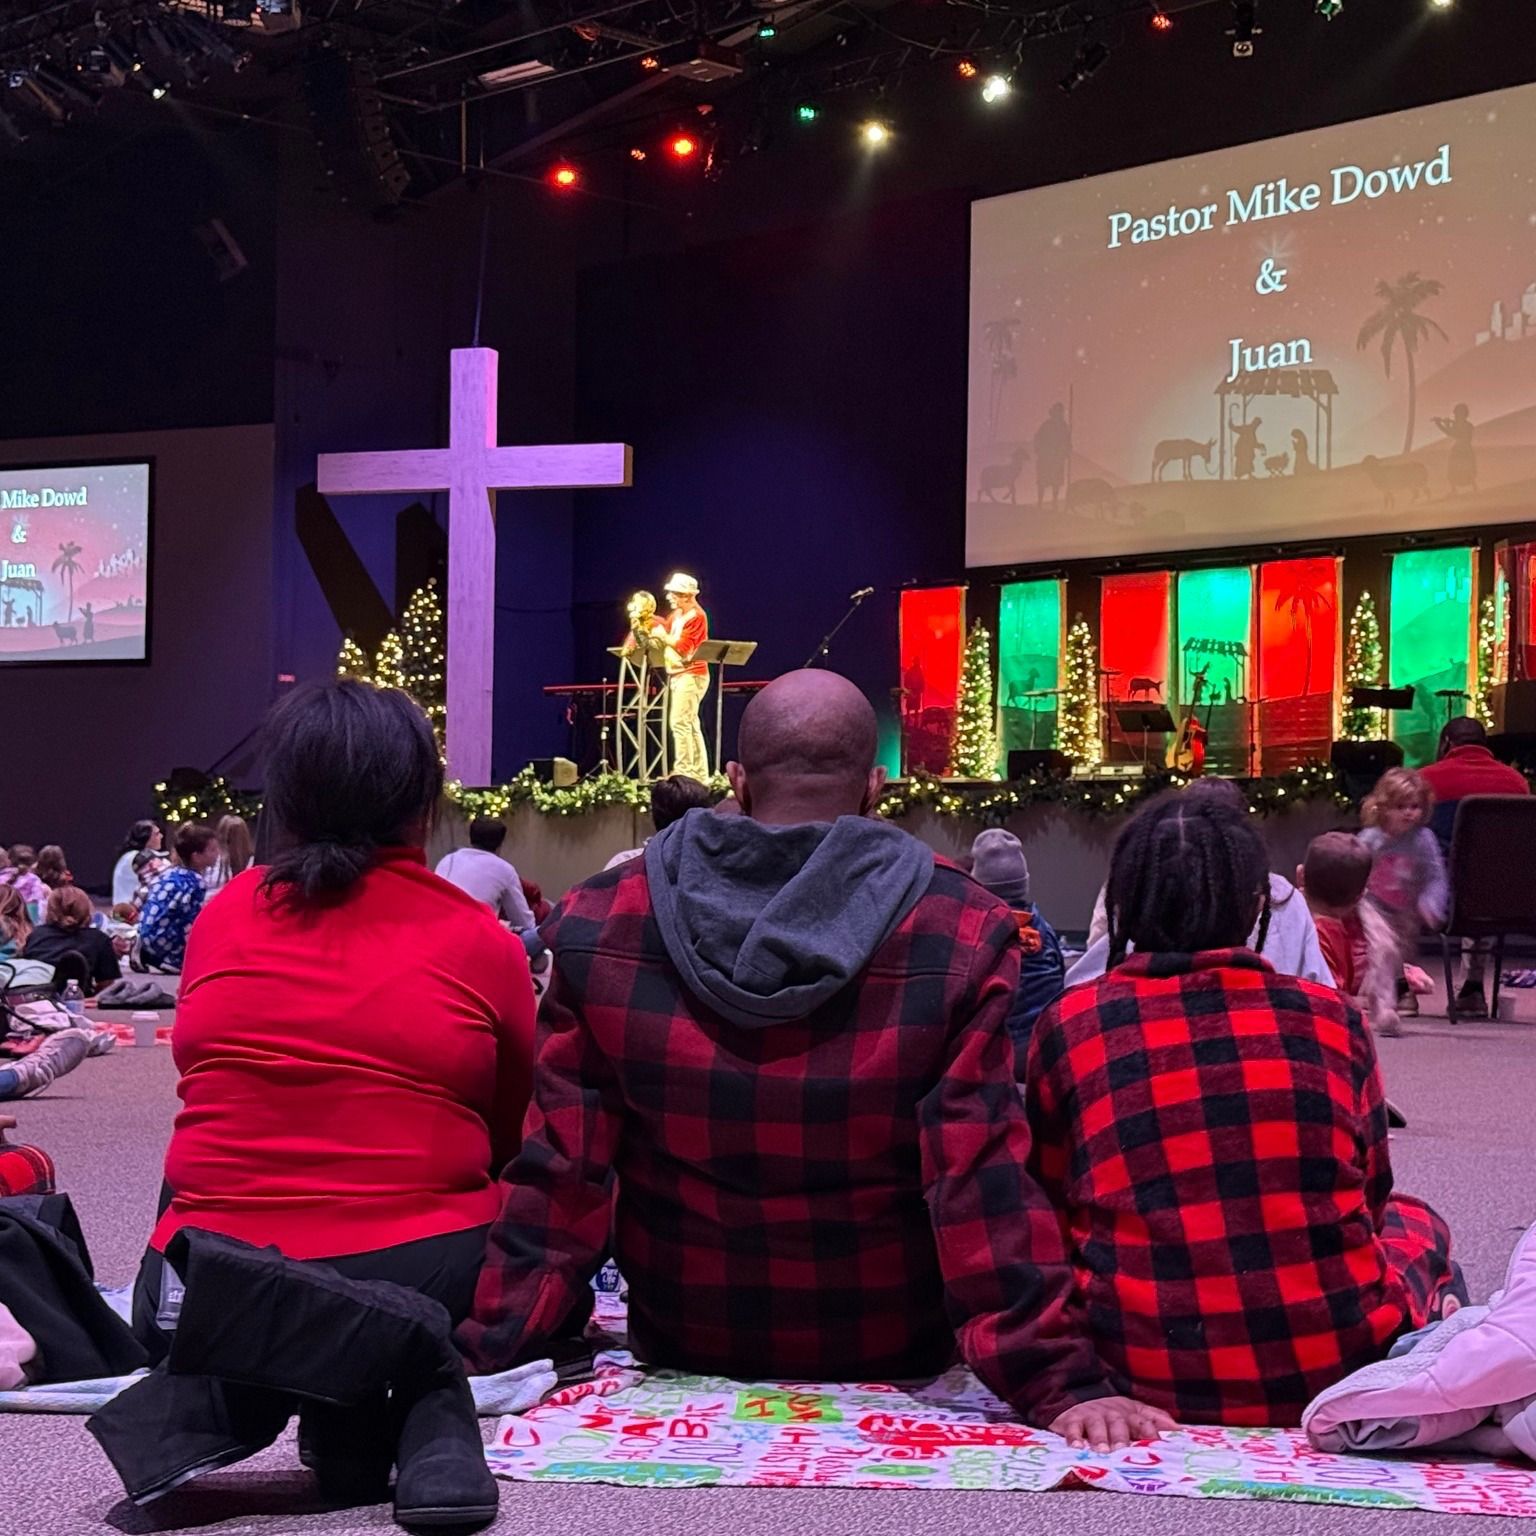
[1105,786,1272,970]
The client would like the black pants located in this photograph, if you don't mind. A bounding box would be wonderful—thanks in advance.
[131,1223,490,1365]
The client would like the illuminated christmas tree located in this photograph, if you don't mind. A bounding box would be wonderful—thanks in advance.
[1342,591,1384,740]
[400,579,447,746]
[373,630,405,692]
[1058,615,1101,767]
[336,636,372,682]
[953,620,1000,779]
[1475,593,1499,732]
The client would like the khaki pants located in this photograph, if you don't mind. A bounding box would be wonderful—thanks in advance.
[668,671,711,780]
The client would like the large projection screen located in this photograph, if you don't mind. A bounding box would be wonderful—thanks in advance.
[967,83,1536,569]
[0,460,151,663]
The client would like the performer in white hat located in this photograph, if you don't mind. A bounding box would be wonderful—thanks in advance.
[661,572,710,780]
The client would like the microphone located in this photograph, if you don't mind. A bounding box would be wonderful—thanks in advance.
[849,586,875,601]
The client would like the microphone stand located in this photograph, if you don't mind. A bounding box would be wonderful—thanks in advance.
[803,590,872,669]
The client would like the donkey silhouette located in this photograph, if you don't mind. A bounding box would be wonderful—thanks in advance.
[1151,437,1216,482]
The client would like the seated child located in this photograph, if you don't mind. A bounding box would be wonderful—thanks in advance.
[137,824,220,972]
[968,828,1064,1065]
[1025,789,1464,1426]
[1358,767,1447,1030]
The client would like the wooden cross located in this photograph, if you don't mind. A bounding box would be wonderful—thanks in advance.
[317,347,632,785]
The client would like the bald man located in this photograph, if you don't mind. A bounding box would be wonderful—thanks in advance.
[461,672,1165,1448]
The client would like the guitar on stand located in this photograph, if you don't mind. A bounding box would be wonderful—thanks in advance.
[1167,663,1213,775]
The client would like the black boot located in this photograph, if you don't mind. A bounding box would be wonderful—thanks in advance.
[392,1367,498,1531]
[166,1227,452,1405]
[298,1397,396,1505]
[87,1365,292,1505]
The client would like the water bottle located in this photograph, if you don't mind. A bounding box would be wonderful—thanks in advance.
[61,979,85,1019]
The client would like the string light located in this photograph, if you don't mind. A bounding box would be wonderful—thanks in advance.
[1058,615,1102,766]
[1342,591,1385,741]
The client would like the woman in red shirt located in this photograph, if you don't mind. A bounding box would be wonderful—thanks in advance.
[131,681,536,1372]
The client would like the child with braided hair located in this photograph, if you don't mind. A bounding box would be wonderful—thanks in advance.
[1025,789,1463,1427]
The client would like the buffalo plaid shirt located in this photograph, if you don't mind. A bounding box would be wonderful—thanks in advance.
[1025,947,1436,1427]
[458,856,1117,1427]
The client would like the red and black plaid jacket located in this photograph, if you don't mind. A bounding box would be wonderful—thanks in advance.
[1026,947,1424,1427]
[459,855,1116,1427]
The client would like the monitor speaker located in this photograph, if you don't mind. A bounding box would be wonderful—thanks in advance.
[1493,681,1536,735]
[1007,749,1072,781]
[528,757,578,788]
[1329,739,1403,791]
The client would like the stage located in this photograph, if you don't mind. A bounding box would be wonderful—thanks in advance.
[431,788,1344,936]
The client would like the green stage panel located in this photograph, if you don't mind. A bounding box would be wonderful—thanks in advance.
[1175,566,1254,707]
[1390,548,1475,767]
[998,580,1063,763]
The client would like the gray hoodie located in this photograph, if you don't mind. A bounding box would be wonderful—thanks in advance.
[643,809,935,1028]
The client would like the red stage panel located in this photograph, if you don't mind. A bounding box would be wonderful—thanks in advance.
[899,586,964,775]
[1100,572,1172,764]
[1259,557,1340,701]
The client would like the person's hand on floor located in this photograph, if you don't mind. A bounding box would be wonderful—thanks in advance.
[0,1114,15,1142]
[1049,1396,1176,1452]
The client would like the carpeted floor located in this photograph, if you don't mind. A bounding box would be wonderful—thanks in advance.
[3,995,1534,1535]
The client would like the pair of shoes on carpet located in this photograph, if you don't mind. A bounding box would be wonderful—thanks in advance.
[87,1228,498,1531]
[0,1029,91,1098]
[1454,983,1490,1020]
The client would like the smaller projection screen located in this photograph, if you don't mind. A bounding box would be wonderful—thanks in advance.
[0,460,151,663]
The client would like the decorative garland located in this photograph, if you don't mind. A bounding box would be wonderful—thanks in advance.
[447,768,731,821]
[876,759,1353,824]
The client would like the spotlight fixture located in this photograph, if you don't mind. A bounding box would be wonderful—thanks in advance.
[550,163,579,188]
[668,132,699,158]
[1057,39,1109,93]
[956,56,978,79]
[756,19,778,40]
[629,146,647,161]
[1149,4,1174,31]
[1428,0,1452,8]
[1315,0,1343,16]
[639,53,661,70]
[859,118,890,147]
[795,101,820,122]
[1229,0,1260,56]
[980,73,1012,104]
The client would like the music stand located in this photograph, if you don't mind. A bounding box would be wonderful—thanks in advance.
[608,644,669,781]
[1114,704,1177,768]
[696,639,758,774]
[1349,685,1415,741]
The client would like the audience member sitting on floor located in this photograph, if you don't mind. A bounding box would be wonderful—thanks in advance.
[202,813,255,895]
[1419,716,1529,1019]
[1069,780,1331,988]
[1359,767,1448,1033]
[434,817,546,962]
[133,680,536,1390]
[0,848,50,923]
[0,887,32,961]
[23,887,125,995]
[460,669,1172,1452]
[135,823,221,972]
[34,844,71,890]
[0,1115,55,1197]
[604,773,717,869]
[1024,789,1464,1428]
[112,820,162,907]
[0,1030,92,1104]
[968,827,1064,1066]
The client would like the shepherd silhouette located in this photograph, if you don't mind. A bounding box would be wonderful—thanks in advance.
[1432,403,1477,495]
[1033,403,1071,507]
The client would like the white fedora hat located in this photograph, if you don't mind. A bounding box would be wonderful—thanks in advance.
[663,571,700,595]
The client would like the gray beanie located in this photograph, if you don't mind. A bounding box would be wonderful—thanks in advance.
[971,828,1030,906]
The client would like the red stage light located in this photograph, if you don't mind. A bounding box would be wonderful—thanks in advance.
[550,163,580,188]
[668,133,698,159]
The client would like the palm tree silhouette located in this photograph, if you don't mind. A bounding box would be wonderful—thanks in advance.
[51,540,83,623]
[1271,565,1335,697]
[1356,273,1449,457]
[983,319,1021,443]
